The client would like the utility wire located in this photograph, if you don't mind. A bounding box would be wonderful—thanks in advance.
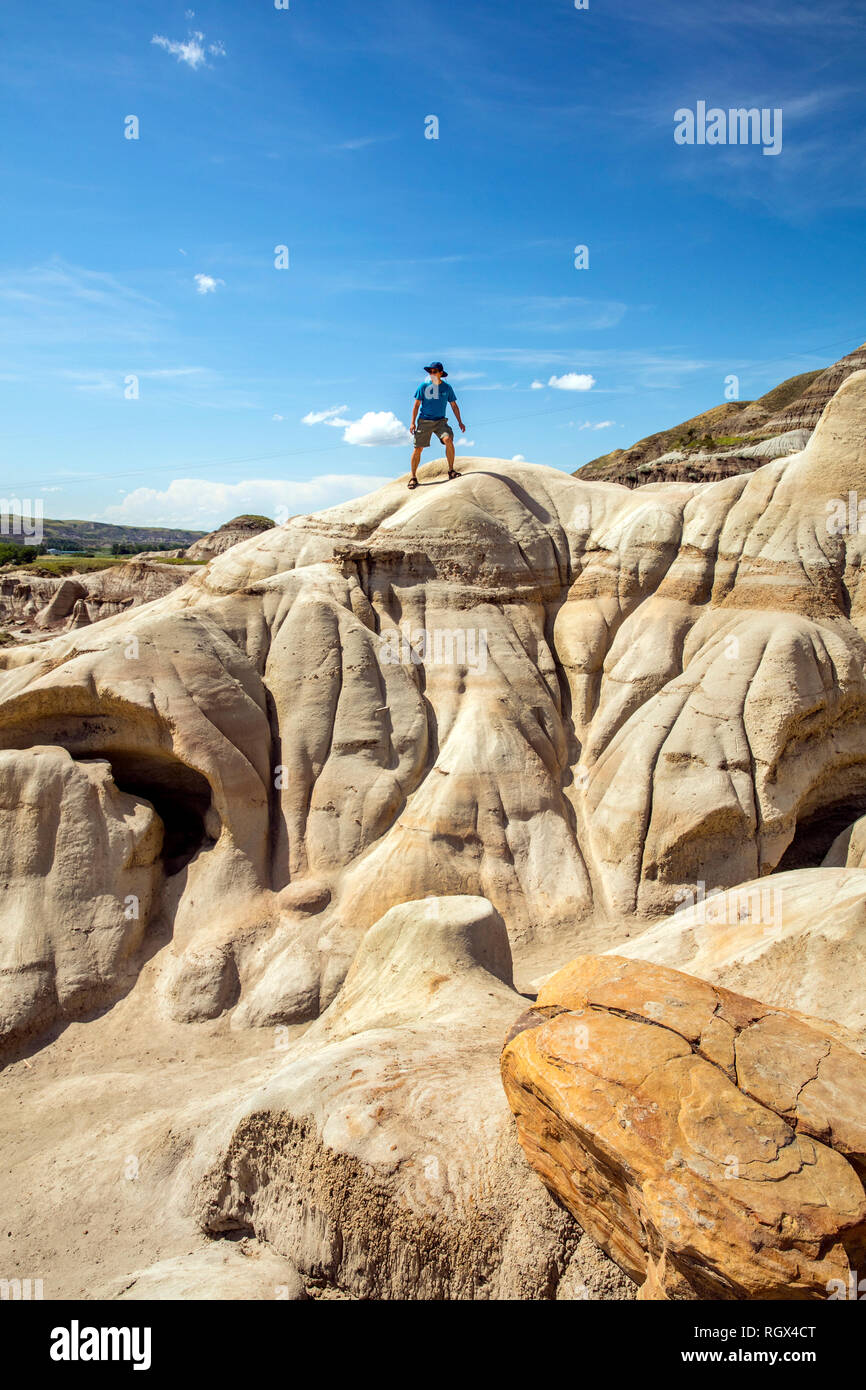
[0,330,859,497]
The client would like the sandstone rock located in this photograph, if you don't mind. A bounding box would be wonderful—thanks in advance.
[0,559,191,641]
[34,577,86,628]
[101,1242,308,1301]
[6,368,866,1303]
[579,340,866,485]
[501,954,866,1299]
[191,896,634,1300]
[615,867,866,1049]
[185,514,274,563]
[0,746,163,1053]
[1,377,866,1046]
[764,341,866,434]
[275,879,331,914]
[824,815,866,870]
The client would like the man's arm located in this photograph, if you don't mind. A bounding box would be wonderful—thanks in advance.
[410,393,421,432]
[450,394,466,432]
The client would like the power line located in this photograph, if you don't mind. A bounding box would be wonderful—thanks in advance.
[0,330,858,497]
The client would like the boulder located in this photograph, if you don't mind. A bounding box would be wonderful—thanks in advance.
[501,954,866,1299]
[614,867,866,1049]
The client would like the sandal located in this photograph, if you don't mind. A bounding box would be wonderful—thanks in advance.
[408,477,419,489]
[447,468,459,480]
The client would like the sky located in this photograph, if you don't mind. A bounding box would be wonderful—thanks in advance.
[1,0,865,530]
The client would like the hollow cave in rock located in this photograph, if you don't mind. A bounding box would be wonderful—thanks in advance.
[82,751,215,876]
[774,796,866,872]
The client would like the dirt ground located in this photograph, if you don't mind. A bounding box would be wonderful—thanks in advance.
[1,912,635,1301]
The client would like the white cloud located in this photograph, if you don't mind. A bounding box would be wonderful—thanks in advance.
[272,413,284,421]
[547,373,596,392]
[342,411,410,447]
[193,273,224,295]
[303,406,410,447]
[530,380,544,390]
[577,419,615,430]
[512,454,526,462]
[456,438,475,448]
[151,30,226,70]
[100,475,394,530]
[302,405,349,427]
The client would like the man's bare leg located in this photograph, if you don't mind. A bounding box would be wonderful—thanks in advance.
[445,436,457,473]
[410,446,423,483]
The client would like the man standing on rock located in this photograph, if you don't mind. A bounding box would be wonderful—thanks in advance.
[407,362,466,489]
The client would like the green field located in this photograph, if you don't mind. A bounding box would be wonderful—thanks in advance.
[17,555,204,576]
[19,556,129,575]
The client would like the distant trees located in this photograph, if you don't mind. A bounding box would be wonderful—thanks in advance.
[0,542,46,564]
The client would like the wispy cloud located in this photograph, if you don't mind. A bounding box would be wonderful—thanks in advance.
[0,259,166,350]
[445,346,710,390]
[333,135,396,151]
[59,367,206,394]
[302,406,349,427]
[101,474,393,529]
[501,296,628,332]
[151,30,227,71]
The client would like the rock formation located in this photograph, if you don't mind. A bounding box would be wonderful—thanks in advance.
[0,746,163,1051]
[4,369,866,1300]
[579,340,866,486]
[614,868,866,1050]
[501,954,866,1299]
[0,559,193,642]
[187,896,634,1300]
[3,371,866,1045]
[185,513,274,562]
[763,341,866,434]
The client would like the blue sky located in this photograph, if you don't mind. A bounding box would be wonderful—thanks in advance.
[1,0,865,529]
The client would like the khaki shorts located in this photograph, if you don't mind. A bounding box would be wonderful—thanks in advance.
[413,416,454,448]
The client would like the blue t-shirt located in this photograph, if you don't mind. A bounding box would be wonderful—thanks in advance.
[415,380,456,419]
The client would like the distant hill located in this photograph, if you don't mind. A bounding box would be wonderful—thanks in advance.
[5,517,207,551]
[186,514,274,562]
[576,370,822,484]
[576,340,866,486]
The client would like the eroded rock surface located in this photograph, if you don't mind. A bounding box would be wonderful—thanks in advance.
[5,369,866,1303]
[0,559,192,641]
[501,954,866,1299]
[0,746,163,1050]
[189,896,634,1300]
[2,373,866,1050]
[615,867,866,1049]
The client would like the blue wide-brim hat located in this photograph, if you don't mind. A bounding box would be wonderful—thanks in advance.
[424,362,448,377]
